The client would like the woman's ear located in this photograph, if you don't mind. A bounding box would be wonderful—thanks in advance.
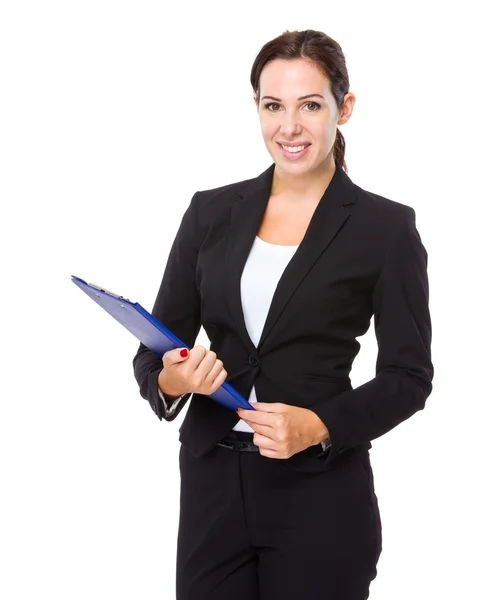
[338,92,356,126]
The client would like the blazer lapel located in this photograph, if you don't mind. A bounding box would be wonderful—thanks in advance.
[223,161,358,355]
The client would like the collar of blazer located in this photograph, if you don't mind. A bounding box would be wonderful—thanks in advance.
[223,160,360,356]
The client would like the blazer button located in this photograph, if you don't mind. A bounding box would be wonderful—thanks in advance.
[248,355,259,367]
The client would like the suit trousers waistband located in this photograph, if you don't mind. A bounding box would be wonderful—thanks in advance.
[217,430,258,452]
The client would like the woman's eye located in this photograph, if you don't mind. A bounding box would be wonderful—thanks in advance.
[263,102,321,112]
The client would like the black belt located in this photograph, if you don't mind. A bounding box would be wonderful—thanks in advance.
[217,430,259,452]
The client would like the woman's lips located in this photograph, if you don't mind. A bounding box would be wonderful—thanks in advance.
[277,143,311,160]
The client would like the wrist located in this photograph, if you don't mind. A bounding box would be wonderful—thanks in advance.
[158,369,187,399]
[308,410,330,446]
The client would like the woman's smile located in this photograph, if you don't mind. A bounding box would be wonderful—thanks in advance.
[276,142,311,160]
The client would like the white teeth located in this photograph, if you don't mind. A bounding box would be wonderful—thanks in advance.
[281,144,307,153]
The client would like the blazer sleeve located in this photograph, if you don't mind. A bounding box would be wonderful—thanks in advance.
[308,207,434,465]
[132,191,203,422]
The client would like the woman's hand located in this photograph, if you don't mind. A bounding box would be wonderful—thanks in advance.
[158,345,228,397]
[236,403,329,459]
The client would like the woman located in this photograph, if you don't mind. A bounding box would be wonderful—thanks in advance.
[133,29,434,600]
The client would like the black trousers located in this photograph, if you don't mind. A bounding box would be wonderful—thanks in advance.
[176,431,382,600]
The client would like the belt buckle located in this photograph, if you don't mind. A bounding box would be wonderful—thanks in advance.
[218,439,236,450]
[218,436,258,452]
[239,441,257,452]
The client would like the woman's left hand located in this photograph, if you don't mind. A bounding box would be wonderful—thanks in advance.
[236,402,329,459]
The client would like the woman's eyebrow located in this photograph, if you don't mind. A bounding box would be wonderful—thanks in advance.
[260,94,325,101]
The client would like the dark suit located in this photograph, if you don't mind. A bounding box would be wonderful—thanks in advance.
[133,160,433,469]
[132,160,433,598]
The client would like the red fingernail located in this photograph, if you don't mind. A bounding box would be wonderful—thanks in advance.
[180,349,188,357]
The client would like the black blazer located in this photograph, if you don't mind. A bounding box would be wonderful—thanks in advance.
[133,161,434,473]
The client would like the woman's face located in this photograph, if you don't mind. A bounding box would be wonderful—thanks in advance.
[254,58,354,176]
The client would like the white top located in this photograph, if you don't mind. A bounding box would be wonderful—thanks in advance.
[158,235,331,451]
[233,235,299,430]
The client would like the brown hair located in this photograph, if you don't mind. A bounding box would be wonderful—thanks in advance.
[250,29,350,173]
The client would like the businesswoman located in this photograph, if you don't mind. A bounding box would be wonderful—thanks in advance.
[133,29,434,600]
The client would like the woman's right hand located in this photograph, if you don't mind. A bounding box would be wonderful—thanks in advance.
[158,345,228,397]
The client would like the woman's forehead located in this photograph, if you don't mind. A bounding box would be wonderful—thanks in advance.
[259,59,330,97]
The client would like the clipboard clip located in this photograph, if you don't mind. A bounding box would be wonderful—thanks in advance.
[88,282,126,300]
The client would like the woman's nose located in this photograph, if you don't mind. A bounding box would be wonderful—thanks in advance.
[279,114,302,136]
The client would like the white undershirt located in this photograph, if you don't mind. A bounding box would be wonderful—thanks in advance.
[233,235,299,431]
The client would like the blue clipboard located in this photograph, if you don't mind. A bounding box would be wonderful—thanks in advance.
[71,275,255,411]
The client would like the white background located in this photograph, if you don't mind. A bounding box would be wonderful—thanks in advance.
[1,1,479,598]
